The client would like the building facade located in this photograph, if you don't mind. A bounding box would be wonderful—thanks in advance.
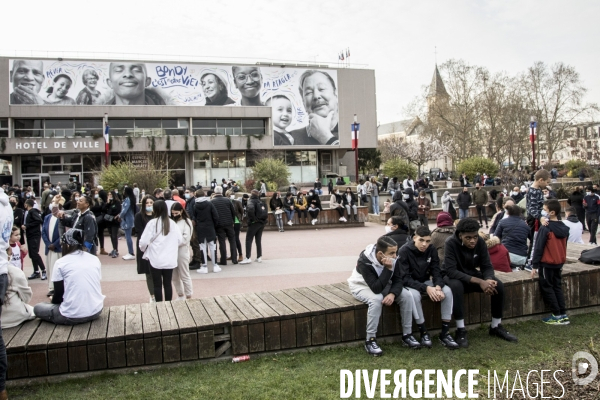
[0,57,377,193]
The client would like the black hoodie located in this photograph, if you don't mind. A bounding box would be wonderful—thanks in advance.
[403,188,418,221]
[398,240,444,293]
[532,220,570,269]
[442,230,495,283]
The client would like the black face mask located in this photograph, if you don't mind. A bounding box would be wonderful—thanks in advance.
[9,202,16,208]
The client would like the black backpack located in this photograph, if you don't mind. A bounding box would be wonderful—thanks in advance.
[252,199,268,221]
[578,247,600,265]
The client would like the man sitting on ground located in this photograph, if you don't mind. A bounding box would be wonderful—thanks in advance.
[398,226,459,349]
[348,236,417,356]
[442,218,518,348]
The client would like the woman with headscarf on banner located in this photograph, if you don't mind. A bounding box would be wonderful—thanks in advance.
[201,71,235,106]
[291,70,339,146]
[75,69,102,105]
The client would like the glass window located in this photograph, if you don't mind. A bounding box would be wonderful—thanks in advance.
[14,120,43,130]
[21,156,41,174]
[178,118,189,128]
[43,156,61,164]
[193,152,210,161]
[165,128,188,136]
[168,153,186,170]
[285,151,302,166]
[83,155,102,172]
[135,119,161,129]
[229,152,246,168]
[45,120,74,129]
[161,119,178,128]
[244,127,265,136]
[304,151,317,166]
[218,120,242,128]
[64,155,81,164]
[63,164,83,173]
[0,120,8,129]
[75,119,102,129]
[211,151,229,168]
[193,119,217,128]
[42,165,64,173]
[242,119,264,128]
[0,156,12,176]
[109,119,135,129]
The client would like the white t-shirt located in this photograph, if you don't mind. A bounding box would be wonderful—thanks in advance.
[52,251,104,318]
[562,219,584,245]
[8,243,21,270]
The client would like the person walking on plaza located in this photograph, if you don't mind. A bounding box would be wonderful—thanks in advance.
[102,191,121,258]
[211,187,238,265]
[399,226,459,349]
[139,200,183,302]
[134,195,157,303]
[194,190,220,274]
[442,218,518,348]
[228,191,244,262]
[42,205,63,297]
[118,187,137,260]
[283,192,296,226]
[170,203,193,300]
[472,183,489,228]
[259,180,267,197]
[240,190,267,264]
[327,179,334,195]
[583,187,600,245]
[417,190,431,228]
[270,192,285,232]
[23,199,47,280]
[456,187,472,220]
[348,236,418,356]
[33,229,105,325]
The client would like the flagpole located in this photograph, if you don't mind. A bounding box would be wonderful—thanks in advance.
[103,113,110,167]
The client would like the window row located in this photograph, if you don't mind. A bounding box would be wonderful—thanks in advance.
[11,119,266,138]
[192,150,316,169]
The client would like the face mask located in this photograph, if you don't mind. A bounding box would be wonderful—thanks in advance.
[9,202,16,207]
[541,210,549,218]
[141,191,145,196]
[420,196,425,199]
[403,194,409,199]
[115,190,118,194]
[26,194,31,198]
[94,194,99,199]
[230,195,235,199]
[385,226,393,234]
[172,214,181,220]
[586,192,591,196]
[75,197,80,201]
[145,206,153,213]
[184,193,191,199]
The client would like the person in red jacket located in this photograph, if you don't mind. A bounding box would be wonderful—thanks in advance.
[480,232,512,273]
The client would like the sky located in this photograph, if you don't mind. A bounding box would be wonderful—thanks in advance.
[1,0,598,125]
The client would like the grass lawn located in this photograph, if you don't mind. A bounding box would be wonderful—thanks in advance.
[9,312,600,399]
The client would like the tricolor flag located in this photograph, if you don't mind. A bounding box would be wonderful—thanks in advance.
[103,114,110,166]
[351,123,360,150]
[340,52,345,61]
[346,48,350,58]
[529,121,537,143]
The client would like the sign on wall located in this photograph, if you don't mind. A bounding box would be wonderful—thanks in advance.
[9,59,340,146]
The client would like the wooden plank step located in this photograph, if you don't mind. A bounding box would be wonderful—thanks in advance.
[125,304,144,340]
[244,293,281,321]
[7,319,41,353]
[87,308,109,344]
[214,296,246,325]
[268,290,310,318]
[294,287,338,312]
[282,288,324,314]
[2,326,23,348]
[170,301,197,334]
[27,322,56,351]
[200,298,230,328]
[68,322,91,347]
[106,305,126,343]
[140,303,161,338]
[155,302,179,335]
[305,285,354,311]
[255,291,295,319]
[186,299,214,330]
[229,294,264,323]
[319,284,365,308]
[48,325,73,349]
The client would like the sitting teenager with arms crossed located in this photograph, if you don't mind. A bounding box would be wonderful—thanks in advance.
[399,226,459,349]
[442,218,518,348]
[348,236,418,356]
[33,229,104,325]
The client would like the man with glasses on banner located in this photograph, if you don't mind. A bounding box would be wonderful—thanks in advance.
[232,66,264,106]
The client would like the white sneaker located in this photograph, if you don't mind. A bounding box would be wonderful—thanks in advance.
[287,221,293,226]
[197,266,208,274]
[122,253,136,260]
[149,297,156,304]
[240,258,252,264]
[339,217,344,221]
[174,295,185,301]
[311,219,316,225]
[255,257,262,263]
[213,265,222,273]
[342,217,347,222]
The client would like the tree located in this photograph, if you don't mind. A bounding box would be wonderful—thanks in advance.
[522,62,599,165]
[251,158,291,190]
[358,148,381,175]
[455,157,499,180]
[382,159,417,181]
[98,161,168,193]
[379,134,451,175]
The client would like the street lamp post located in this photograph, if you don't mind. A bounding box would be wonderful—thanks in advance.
[530,117,537,171]
[352,114,360,183]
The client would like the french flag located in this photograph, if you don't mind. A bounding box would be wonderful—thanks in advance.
[103,114,110,166]
[529,121,537,143]
[351,123,360,150]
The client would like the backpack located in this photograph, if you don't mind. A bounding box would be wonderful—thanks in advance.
[578,246,600,265]
[540,232,567,264]
[253,199,268,221]
[390,203,410,229]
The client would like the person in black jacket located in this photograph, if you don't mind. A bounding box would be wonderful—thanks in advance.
[582,187,599,244]
[102,192,121,258]
[269,192,285,232]
[456,187,472,220]
[347,236,418,355]
[185,187,203,268]
[134,195,156,302]
[399,226,458,349]
[342,188,358,222]
[58,195,98,256]
[23,199,47,280]
[240,190,267,264]
[227,190,244,262]
[442,218,518,348]
[10,196,25,245]
[193,190,220,274]
[210,187,238,266]
[567,187,586,231]
[306,190,322,225]
[389,191,410,228]
[383,216,409,250]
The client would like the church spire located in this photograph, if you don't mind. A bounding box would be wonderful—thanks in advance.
[427,64,449,99]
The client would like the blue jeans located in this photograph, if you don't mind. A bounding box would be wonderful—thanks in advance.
[0,274,7,391]
[372,195,380,214]
[459,209,468,219]
[285,209,295,223]
[124,227,134,255]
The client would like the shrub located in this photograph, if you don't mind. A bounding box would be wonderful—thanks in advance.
[564,159,587,177]
[455,157,499,180]
[98,161,168,193]
[251,158,291,189]
[382,159,417,180]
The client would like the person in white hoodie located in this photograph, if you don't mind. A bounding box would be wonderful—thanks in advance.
[0,187,13,399]
[139,200,183,302]
[347,236,418,356]
[170,202,193,300]
[562,206,584,244]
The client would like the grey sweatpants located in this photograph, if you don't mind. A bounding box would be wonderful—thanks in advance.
[406,280,453,324]
[34,303,101,325]
[352,283,414,338]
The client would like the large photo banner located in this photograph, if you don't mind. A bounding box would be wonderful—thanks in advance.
[8,59,339,146]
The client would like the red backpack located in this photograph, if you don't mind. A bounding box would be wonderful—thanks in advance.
[540,232,567,264]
